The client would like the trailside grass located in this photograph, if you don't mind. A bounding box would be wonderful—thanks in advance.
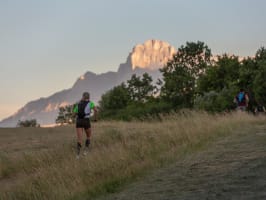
[0,111,265,200]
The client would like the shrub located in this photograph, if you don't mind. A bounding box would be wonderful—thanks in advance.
[17,119,40,127]
[194,88,237,112]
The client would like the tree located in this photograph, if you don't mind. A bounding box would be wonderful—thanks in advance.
[197,54,240,94]
[196,54,245,112]
[194,88,237,112]
[238,47,266,108]
[253,65,266,104]
[196,47,266,112]
[253,47,266,105]
[255,47,266,61]
[17,119,39,127]
[160,41,211,108]
[55,105,75,125]
[99,83,130,118]
[127,73,156,102]
[99,73,159,120]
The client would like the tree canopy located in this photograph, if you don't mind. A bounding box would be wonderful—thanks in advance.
[66,41,266,121]
[160,41,211,108]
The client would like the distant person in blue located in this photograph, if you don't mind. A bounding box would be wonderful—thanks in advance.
[234,89,249,111]
[73,92,97,158]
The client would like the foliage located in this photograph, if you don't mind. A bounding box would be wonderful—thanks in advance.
[239,58,258,91]
[255,47,266,61]
[98,83,131,119]
[127,73,156,102]
[99,83,130,111]
[99,73,158,120]
[109,100,172,121]
[253,47,266,105]
[253,64,266,104]
[194,87,237,112]
[160,41,211,108]
[197,54,241,94]
[99,42,266,119]
[17,119,40,127]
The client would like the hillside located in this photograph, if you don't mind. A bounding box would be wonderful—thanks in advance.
[0,39,176,127]
[97,121,266,200]
[1,112,265,200]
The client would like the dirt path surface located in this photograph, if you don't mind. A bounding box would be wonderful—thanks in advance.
[97,125,266,200]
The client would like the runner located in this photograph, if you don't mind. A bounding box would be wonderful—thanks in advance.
[73,92,97,158]
[234,89,249,111]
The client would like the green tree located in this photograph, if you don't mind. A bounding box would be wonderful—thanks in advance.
[55,105,75,125]
[99,83,130,118]
[196,54,242,112]
[197,54,240,94]
[160,41,211,108]
[238,47,266,91]
[253,65,266,104]
[238,47,266,108]
[253,47,266,105]
[99,73,159,120]
[194,88,237,112]
[127,73,156,102]
[239,58,257,90]
[255,47,266,61]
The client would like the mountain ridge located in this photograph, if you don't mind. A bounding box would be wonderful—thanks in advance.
[0,39,176,127]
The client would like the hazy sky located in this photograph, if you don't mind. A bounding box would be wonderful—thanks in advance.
[0,0,266,120]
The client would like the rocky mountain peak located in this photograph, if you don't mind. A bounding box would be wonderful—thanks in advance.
[131,39,176,70]
[0,39,176,127]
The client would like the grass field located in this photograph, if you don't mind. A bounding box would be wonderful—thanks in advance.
[0,111,265,200]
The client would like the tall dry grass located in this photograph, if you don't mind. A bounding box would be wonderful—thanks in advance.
[0,111,265,200]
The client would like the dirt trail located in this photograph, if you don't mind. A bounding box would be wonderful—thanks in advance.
[97,125,266,200]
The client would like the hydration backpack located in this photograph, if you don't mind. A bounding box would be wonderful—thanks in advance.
[237,92,245,103]
[77,101,90,119]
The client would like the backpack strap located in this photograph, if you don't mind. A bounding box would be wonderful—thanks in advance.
[84,101,91,118]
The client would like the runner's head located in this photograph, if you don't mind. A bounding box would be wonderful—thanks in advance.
[82,92,90,100]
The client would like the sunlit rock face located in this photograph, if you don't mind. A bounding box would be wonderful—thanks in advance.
[0,39,177,127]
[131,39,176,70]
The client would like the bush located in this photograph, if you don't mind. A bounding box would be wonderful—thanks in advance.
[55,105,76,125]
[194,88,237,112]
[17,119,40,127]
[99,100,172,121]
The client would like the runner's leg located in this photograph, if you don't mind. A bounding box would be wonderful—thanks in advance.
[84,128,91,148]
[76,128,83,155]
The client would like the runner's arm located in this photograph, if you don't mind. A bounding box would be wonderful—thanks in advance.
[245,94,249,106]
[93,107,98,121]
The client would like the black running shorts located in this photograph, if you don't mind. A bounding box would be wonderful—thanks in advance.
[76,118,91,129]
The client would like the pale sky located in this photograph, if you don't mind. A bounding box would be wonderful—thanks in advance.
[0,0,266,120]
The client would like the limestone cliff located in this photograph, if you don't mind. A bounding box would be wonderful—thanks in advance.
[131,39,176,70]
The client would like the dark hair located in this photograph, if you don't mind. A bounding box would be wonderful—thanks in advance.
[82,92,90,100]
